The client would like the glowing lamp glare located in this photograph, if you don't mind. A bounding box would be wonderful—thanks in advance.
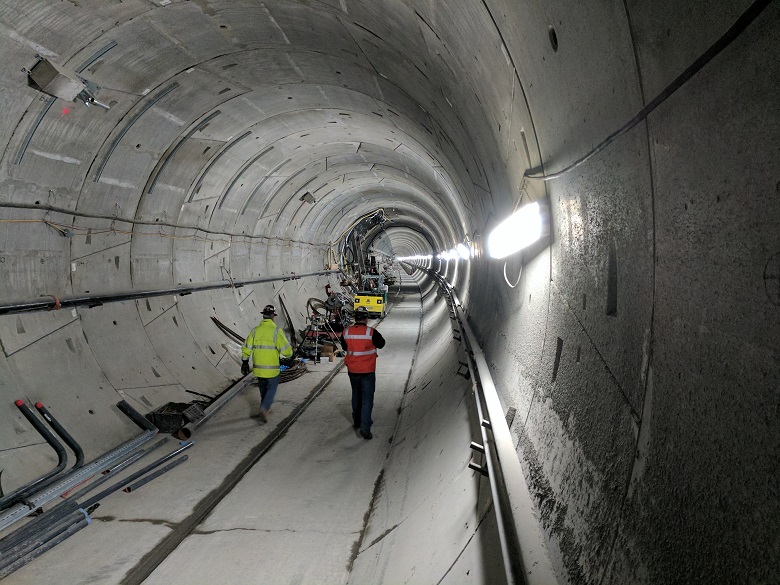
[487,202,543,259]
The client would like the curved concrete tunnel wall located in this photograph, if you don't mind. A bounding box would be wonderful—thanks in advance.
[0,1,777,584]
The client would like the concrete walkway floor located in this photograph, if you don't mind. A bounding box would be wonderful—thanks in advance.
[1,281,420,585]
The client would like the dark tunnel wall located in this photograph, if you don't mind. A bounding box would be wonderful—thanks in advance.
[0,1,778,584]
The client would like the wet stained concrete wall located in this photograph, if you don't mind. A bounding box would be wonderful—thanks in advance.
[467,2,780,583]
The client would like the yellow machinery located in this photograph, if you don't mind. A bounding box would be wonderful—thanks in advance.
[354,293,385,318]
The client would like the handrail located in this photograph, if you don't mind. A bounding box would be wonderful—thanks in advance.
[0,269,341,316]
[428,270,556,585]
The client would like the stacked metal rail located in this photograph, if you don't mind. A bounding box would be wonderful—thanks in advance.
[0,400,192,579]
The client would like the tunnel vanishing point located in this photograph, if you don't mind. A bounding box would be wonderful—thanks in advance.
[0,1,778,584]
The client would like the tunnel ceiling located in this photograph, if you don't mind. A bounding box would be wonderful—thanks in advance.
[0,0,526,280]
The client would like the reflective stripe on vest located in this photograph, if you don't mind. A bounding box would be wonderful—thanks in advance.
[244,321,286,378]
[343,325,378,373]
[344,326,374,340]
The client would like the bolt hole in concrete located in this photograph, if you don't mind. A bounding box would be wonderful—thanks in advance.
[548,26,559,52]
[606,240,618,316]
[552,337,564,382]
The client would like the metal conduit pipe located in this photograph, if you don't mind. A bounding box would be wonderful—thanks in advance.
[0,399,158,528]
[34,402,85,469]
[458,320,519,584]
[428,270,556,585]
[0,429,156,532]
[0,454,189,575]
[68,437,169,502]
[0,269,340,316]
[122,455,189,493]
[116,400,159,433]
[1,443,192,573]
[0,509,86,570]
[0,401,69,510]
[78,441,193,511]
[188,378,255,430]
[0,439,168,555]
[0,514,91,579]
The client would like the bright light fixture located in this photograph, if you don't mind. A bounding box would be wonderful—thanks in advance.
[456,243,471,259]
[487,202,543,259]
[397,254,433,262]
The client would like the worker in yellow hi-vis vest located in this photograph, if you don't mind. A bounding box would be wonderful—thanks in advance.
[241,304,293,422]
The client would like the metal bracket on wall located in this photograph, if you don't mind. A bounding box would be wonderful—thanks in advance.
[469,441,485,454]
[468,461,489,477]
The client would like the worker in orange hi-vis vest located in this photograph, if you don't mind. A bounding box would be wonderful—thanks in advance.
[340,306,386,440]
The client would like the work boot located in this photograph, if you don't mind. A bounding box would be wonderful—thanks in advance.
[360,430,372,440]
[259,408,268,423]
[352,420,360,429]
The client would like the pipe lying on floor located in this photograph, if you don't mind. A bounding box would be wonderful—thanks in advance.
[0,401,159,532]
[0,401,69,510]
[0,514,91,579]
[0,438,168,556]
[122,455,189,493]
[78,441,193,511]
[0,443,193,578]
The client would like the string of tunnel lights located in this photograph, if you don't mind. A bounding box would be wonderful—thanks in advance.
[398,201,545,263]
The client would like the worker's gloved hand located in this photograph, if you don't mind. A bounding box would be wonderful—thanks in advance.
[241,360,250,375]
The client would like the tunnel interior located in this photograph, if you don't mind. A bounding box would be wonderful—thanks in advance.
[0,1,778,584]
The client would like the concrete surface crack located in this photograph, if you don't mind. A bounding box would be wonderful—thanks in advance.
[119,364,346,585]
[346,468,385,573]
[192,527,258,535]
[193,527,360,536]
[364,522,401,550]
[435,505,492,585]
[94,516,176,530]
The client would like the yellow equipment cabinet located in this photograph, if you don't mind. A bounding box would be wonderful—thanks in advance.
[354,293,385,318]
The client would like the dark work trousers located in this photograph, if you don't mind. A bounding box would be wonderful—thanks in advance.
[256,375,279,412]
[348,372,376,434]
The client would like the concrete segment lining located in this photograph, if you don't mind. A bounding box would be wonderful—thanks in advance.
[0,0,777,583]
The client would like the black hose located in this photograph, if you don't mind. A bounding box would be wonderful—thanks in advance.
[525,0,775,181]
[210,316,244,343]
